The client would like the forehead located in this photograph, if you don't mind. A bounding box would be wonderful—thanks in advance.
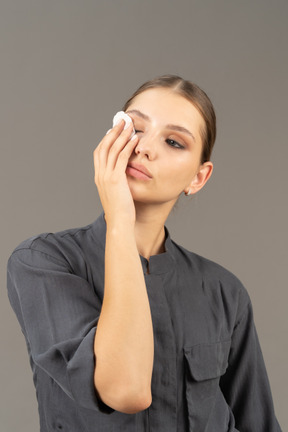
[128,88,205,132]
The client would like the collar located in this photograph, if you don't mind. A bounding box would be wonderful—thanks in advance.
[92,212,175,275]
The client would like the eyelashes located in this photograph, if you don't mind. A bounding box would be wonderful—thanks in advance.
[166,139,184,149]
[134,130,185,150]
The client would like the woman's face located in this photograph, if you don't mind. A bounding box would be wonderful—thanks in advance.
[125,88,213,206]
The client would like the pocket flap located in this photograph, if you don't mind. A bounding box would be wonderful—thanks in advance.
[184,340,230,381]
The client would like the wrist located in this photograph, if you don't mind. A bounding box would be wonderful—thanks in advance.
[104,212,134,228]
[105,223,138,256]
[105,218,135,237]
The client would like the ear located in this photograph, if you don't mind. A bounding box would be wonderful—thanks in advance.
[184,161,213,195]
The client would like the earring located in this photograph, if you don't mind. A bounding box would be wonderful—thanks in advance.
[185,189,191,196]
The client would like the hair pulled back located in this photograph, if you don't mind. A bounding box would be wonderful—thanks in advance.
[122,75,216,163]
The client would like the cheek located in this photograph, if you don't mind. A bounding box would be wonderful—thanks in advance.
[160,156,198,186]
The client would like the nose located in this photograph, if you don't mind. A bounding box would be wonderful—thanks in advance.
[134,132,157,160]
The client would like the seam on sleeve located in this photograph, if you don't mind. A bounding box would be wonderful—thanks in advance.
[61,224,92,239]
[233,301,251,334]
[10,247,72,270]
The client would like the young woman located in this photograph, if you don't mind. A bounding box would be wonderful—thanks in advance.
[7,75,282,431]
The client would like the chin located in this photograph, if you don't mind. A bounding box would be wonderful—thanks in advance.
[127,179,179,205]
[130,189,157,205]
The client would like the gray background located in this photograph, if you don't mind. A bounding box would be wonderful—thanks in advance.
[1,1,287,430]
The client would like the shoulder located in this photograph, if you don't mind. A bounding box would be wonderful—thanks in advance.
[171,239,243,283]
[8,219,100,273]
[171,240,251,316]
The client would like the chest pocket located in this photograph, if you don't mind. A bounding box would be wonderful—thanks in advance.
[184,340,231,432]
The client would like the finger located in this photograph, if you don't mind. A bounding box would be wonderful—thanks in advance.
[95,119,126,160]
[94,119,126,178]
[105,118,125,137]
[106,123,135,171]
[95,118,134,182]
[98,119,126,153]
[114,134,139,172]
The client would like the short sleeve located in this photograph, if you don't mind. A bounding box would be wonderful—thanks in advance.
[220,300,282,431]
[7,246,113,414]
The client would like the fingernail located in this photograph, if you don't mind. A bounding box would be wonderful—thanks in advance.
[130,134,138,141]
[105,128,112,135]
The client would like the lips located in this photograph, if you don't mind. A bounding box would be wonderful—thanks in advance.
[126,162,152,180]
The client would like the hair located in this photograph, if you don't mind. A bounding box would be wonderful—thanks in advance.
[122,74,216,163]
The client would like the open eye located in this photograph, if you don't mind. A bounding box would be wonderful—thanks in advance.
[166,139,184,149]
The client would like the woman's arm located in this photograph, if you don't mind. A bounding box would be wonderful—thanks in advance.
[93,121,154,414]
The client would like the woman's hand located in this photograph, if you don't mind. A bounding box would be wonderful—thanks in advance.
[93,120,139,226]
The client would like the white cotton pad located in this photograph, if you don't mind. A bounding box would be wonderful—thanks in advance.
[112,111,135,139]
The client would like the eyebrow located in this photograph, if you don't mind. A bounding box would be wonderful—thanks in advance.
[126,109,196,142]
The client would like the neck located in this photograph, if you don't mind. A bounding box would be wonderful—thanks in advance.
[134,200,176,260]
